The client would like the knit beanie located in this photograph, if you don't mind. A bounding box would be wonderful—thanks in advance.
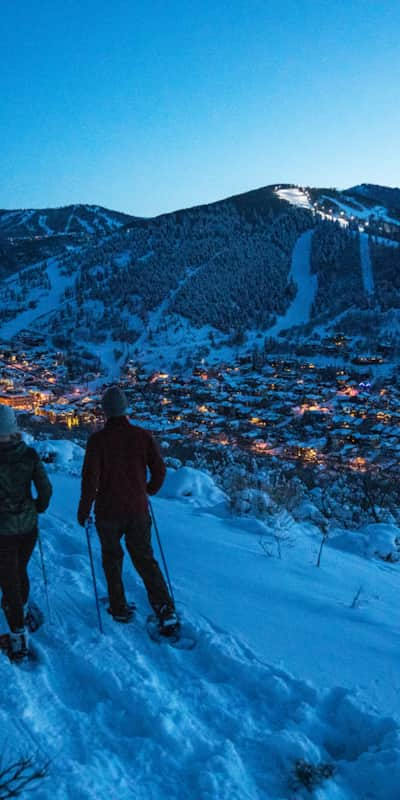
[101,386,129,418]
[0,405,17,436]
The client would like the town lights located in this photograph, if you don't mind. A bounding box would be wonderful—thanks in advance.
[348,457,368,472]
[150,372,169,384]
[304,448,319,462]
[252,441,273,454]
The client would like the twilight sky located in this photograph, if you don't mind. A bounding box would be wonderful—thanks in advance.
[1,0,399,217]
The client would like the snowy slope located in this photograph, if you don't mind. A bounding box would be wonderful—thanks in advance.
[320,195,400,227]
[1,446,400,799]
[267,229,316,335]
[275,188,312,209]
[347,184,400,217]
[360,234,375,295]
[0,257,76,340]
[275,184,400,229]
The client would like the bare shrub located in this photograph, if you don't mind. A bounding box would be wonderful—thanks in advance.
[267,472,305,514]
[259,510,296,560]
[0,754,49,799]
[350,585,363,609]
[289,758,335,793]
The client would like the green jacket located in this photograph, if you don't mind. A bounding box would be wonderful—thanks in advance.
[0,436,52,536]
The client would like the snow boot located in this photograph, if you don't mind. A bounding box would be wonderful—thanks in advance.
[107,603,136,623]
[156,604,180,637]
[8,628,29,662]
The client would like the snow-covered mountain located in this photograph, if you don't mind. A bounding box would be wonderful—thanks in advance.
[1,441,399,799]
[0,204,135,239]
[280,184,400,230]
[0,205,136,280]
[0,183,399,375]
[346,183,400,213]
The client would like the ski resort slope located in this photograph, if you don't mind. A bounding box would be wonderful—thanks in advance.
[360,233,375,295]
[275,188,312,209]
[0,257,74,340]
[268,230,316,336]
[1,451,400,799]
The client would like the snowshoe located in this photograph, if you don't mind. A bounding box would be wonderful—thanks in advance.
[0,629,31,663]
[156,604,180,638]
[146,613,197,650]
[9,629,29,662]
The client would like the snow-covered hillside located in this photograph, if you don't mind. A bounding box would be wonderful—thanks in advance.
[275,184,400,231]
[347,184,400,217]
[0,257,77,341]
[2,441,400,799]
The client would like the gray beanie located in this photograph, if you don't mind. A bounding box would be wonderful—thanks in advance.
[0,405,17,436]
[101,386,129,418]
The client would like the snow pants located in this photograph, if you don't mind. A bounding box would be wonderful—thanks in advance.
[95,514,172,614]
[0,529,38,632]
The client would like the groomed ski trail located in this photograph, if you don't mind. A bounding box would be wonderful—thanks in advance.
[267,229,316,336]
[360,233,375,295]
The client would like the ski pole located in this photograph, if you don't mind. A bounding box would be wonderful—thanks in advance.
[149,500,176,607]
[85,517,104,635]
[37,531,52,624]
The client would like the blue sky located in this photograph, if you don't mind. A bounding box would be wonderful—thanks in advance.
[1,0,399,216]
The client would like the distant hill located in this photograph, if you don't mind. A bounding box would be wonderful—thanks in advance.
[0,204,135,239]
[0,204,137,278]
[346,184,400,212]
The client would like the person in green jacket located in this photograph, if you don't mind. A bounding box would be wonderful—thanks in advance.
[0,405,52,661]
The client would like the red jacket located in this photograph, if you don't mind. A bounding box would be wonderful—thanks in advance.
[78,417,166,522]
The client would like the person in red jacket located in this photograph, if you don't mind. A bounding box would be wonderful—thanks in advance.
[78,386,177,632]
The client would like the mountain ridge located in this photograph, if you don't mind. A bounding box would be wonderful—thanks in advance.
[0,203,136,239]
[0,182,399,376]
[2,181,399,224]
